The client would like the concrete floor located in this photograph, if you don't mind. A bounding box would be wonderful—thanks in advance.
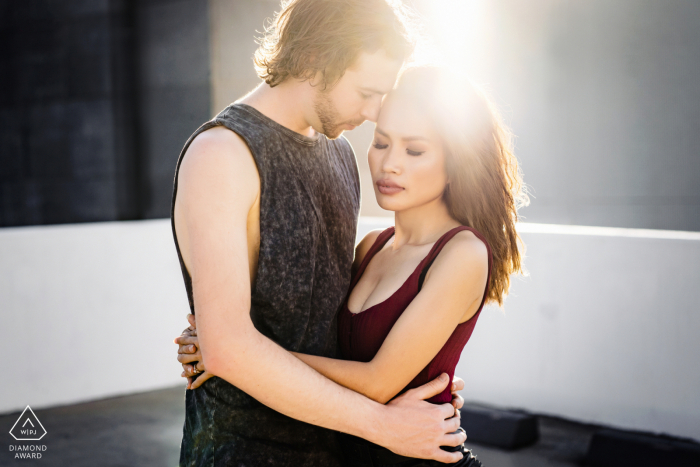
[0,385,597,466]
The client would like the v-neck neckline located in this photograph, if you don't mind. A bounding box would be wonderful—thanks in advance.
[345,226,462,316]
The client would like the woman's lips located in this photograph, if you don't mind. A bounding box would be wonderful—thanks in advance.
[376,179,404,195]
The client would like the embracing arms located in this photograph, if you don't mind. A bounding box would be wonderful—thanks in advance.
[291,230,489,404]
[172,127,465,462]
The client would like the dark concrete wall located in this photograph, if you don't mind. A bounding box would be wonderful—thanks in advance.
[0,0,210,227]
[136,0,211,219]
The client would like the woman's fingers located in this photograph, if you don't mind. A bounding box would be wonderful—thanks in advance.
[451,392,464,410]
[188,370,213,390]
[177,343,197,355]
[173,330,192,344]
[175,335,198,347]
[174,327,197,342]
[182,363,198,377]
[180,354,208,378]
[187,313,197,329]
[178,352,200,365]
[182,363,197,378]
[451,376,465,393]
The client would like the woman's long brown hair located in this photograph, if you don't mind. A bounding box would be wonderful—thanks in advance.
[393,66,529,306]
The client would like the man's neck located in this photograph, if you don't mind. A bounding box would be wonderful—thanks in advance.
[236,81,317,137]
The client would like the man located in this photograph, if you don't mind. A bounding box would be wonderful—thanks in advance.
[171,0,468,465]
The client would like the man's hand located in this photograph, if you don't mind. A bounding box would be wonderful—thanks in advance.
[377,373,467,463]
[173,314,213,389]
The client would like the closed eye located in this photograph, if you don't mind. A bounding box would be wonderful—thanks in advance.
[407,149,425,156]
[373,142,388,149]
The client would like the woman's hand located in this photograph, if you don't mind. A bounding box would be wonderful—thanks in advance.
[174,313,213,389]
[450,376,465,418]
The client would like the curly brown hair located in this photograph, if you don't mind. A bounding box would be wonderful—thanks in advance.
[393,66,530,306]
[254,0,416,90]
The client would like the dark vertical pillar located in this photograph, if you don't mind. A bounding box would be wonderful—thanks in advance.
[0,0,211,227]
[110,0,145,221]
[135,0,211,219]
[0,1,134,226]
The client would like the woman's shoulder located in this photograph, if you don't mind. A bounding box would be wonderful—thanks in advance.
[419,227,490,321]
[448,227,489,256]
[427,227,489,280]
[352,228,390,274]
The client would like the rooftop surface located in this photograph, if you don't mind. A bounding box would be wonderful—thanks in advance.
[0,385,600,466]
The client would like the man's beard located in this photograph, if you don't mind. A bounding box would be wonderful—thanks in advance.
[313,90,345,139]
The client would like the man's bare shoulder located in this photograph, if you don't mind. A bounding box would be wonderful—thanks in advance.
[178,126,259,210]
[181,126,256,172]
[179,127,259,192]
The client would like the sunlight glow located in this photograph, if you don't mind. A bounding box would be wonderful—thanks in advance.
[414,0,490,75]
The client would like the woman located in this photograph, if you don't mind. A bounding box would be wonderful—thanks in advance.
[176,65,527,466]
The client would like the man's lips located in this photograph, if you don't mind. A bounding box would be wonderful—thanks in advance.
[376,179,404,195]
[342,119,364,129]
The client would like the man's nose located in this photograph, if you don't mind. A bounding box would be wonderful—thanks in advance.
[361,98,382,123]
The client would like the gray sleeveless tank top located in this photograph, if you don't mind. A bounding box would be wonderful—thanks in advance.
[170,103,360,466]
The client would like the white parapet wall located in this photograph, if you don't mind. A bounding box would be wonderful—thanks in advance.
[1,219,191,414]
[464,223,700,441]
[3,217,700,442]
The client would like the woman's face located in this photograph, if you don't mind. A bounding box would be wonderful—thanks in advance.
[369,92,448,213]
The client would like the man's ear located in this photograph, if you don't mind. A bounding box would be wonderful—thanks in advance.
[305,53,323,87]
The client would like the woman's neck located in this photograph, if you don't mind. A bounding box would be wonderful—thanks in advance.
[391,197,460,250]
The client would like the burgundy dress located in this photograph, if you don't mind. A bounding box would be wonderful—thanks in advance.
[338,225,492,403]
[336,225,491,466]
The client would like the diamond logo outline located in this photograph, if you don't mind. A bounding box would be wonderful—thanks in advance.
[9,405,47,441]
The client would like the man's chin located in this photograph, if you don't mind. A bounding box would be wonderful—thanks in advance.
[322,127,345,140]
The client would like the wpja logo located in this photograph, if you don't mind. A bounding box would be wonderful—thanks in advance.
[8,405,47,459]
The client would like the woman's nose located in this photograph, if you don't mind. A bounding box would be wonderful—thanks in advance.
[381,148,402,174]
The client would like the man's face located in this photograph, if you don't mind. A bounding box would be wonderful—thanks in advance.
[311,49,403,139]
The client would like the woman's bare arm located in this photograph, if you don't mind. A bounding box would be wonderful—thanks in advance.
[291,231,488,404]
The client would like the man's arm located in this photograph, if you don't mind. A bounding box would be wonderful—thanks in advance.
[174,128,465,462]
[291,231,488,403]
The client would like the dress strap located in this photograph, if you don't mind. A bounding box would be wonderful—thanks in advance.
[416,226,493,310]
[349,227,396,291]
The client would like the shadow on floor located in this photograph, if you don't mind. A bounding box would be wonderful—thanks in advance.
[1,385,186,466]
[1,385,597,466]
